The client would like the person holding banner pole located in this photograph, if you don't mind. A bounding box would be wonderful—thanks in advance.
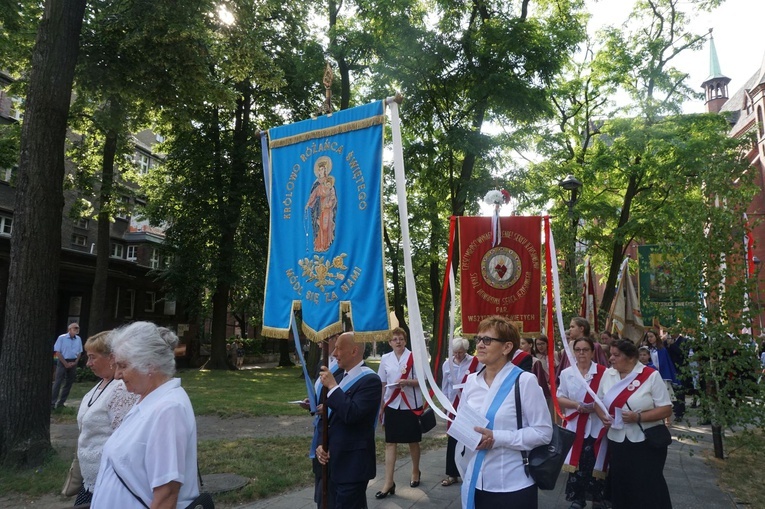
[299,335,341,509]
[376,327,423,498]
[459,316,552,509]
[315,332,381,509]
[440,337,481,487]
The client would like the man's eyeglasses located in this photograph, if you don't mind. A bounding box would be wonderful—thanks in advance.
[475,336,507,346]
[574,348,592,354]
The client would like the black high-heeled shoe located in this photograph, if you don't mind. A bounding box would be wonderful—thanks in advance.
[375,482,396,499]
[410,470,421,488]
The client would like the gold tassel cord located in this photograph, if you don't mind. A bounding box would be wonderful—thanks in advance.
[269,115,386,149]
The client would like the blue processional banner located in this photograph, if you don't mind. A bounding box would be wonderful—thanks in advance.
[262,101,390,341]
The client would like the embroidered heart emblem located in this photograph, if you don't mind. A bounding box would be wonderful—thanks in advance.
[495,264,507,278]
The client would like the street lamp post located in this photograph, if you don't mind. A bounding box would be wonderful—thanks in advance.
[559,175,583,300]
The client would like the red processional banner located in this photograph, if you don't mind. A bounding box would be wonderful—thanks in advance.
[458,216,542,336]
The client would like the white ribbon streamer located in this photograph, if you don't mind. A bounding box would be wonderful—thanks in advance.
[548,227,608,413]
[388,97,456,418]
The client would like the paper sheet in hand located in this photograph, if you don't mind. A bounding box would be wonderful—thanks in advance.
[447,403,488,451]
[611,408,624,430]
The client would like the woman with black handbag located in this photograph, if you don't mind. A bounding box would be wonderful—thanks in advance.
[459,316,552,509]
[597,339,673,509]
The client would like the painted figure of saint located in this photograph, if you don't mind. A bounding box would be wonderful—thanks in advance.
[305,156,338,252]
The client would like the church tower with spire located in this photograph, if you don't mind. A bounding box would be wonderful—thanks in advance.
[701,30,731,114]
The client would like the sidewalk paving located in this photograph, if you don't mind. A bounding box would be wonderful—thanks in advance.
[237,415,740,509]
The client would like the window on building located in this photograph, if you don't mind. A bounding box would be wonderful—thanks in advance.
[75,218,89,229]
[72,234,87,246]
[114,288,135,319]
[0,213,12,236]
[115,196,131,220]
[758,106,764,140]
[150,249,160,269]
[126,245,137,261]
[134,152,151,175]
[8,97,23,121]
[144,291,156,312]
[110,243,124,258]
[0,167,14,184]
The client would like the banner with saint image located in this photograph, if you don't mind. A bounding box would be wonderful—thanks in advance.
[262,101,390,341]
[458,216,542,336]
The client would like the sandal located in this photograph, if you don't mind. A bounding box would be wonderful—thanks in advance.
[441,476,458,487]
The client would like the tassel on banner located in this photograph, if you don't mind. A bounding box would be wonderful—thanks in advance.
[483,189,511,247]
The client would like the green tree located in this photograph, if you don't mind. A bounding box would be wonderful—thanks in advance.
[361,0,586,343]
[143,0,325,369]
[520,0,721,319]
[0,0,87,466]
[647,127,761,457]
[68,0,214,334]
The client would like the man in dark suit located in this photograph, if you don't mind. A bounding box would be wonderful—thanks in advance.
[316,332,381,509]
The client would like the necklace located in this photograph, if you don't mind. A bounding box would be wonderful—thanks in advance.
[88,378,114,407]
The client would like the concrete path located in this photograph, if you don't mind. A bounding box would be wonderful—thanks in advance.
[236,415,740,509]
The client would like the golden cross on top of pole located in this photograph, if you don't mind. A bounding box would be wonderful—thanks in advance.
[317,62,333,117]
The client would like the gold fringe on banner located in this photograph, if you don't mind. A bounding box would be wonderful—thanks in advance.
[592,469,607,480]
[562,464,577,473]
[269,115,386,149]
[260,325,291,340]
[303,321,345,343]
[260,300,391,343]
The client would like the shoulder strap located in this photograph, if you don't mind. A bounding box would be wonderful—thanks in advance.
[515,379,531,477]
[113,465,149,508]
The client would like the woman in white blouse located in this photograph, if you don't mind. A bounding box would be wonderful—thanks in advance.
[597,339,673,509]
[74,330,139,505]
[459,316,552,509]
[557,336,607,509]
[440,337,481,486]
[376,327,422,498]
[91,322,199,509]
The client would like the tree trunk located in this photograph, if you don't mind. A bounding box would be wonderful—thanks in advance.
[600,174,639,316]
[208,280,232,369]
[88,121,119,334]
[0,0,87,467]
[383,227,406,330]
[328,0,350,111]
[278,338,294,367]
[206,86,250,369]
[711,424,724,459]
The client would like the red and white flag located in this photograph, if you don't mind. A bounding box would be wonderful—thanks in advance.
[580,256,599,332]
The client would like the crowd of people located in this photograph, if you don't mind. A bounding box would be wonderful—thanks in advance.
[56,314,729,509]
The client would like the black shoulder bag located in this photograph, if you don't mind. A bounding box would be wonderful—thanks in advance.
[626,402,672,448]
[412,382,437,433]
[515,378,576,490]
[113,465,215,509]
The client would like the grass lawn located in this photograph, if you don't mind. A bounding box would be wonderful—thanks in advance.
[204,435,446,505]
[709,429,765,507]
[51,364,314,423]
[1,360,411,504]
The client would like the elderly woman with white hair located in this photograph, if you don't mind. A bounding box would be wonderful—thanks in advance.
[90,322,200,509]
[440,336,481,487]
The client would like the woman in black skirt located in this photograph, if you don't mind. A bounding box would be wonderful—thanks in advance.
[376,327,422,498]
